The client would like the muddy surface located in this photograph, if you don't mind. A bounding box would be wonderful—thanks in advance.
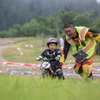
[0,40,15,62]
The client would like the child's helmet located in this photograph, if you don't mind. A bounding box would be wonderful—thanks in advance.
[47,38,57,47]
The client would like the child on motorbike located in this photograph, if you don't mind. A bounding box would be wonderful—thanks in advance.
[36,38,65,80]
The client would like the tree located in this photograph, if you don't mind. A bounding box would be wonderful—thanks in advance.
[73,12,93,27]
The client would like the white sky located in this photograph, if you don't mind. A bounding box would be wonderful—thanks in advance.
[97,0,100,3]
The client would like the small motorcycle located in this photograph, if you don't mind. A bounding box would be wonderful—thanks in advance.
[40,59,65,80]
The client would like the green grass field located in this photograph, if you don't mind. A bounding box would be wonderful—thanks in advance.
[1,37,100,100]
[2,37,100,64]
[0,76,100,100]
[2,37,50,63]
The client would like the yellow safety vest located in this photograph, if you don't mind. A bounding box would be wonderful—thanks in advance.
[66,26,97,59]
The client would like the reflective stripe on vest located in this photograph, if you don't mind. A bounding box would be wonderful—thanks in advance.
[66,35,74,45]
[83,40,94,52]
[80,27,88,40]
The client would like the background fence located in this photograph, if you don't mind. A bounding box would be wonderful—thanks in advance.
[97,42,100,55]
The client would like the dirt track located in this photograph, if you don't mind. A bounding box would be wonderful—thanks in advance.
[0,40,15,62]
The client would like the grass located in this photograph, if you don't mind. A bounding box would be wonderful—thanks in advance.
[2,37,47,63]
[0,76,100,100]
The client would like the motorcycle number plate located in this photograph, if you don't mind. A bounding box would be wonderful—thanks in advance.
[41,62,50,69]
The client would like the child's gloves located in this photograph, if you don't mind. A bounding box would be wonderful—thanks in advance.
[36,56,43,61]
[55,55,61,61]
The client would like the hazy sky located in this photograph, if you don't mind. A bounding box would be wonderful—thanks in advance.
[97,0,100,3]
[23,0,100,3]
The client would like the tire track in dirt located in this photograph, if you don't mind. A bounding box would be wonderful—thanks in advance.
[0,40,15,62]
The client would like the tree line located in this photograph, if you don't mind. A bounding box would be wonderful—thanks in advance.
[0,0,100,31]
[0,9,100,38]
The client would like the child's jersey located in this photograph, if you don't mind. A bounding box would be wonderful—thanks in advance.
[40,49,61,62]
